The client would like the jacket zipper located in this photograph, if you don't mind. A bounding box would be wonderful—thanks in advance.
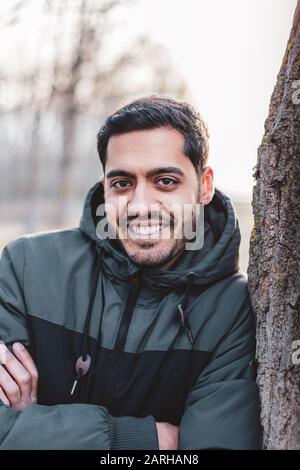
[107,271,140,406]
[114,272,140,352]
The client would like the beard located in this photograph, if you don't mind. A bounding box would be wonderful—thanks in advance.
[116,200,201,269]
[122,236,186,268]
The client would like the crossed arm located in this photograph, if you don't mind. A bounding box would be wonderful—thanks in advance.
[0,342,179,449]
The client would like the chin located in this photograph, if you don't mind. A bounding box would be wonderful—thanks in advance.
[127,248,169,267]
[122,240,181,268]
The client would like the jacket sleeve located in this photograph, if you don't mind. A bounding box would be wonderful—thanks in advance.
[0,238,159,450]
[179,286,262,450]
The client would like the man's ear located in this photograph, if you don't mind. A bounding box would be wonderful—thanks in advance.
[200,166,214,205]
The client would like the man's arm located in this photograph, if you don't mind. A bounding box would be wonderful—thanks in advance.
[0,341,179,449]
[0,237,159,450]
[179,287,262,450]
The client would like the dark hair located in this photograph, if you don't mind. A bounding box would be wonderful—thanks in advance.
[97,95,209,171]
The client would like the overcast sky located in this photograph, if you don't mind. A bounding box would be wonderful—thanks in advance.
[0,0,297,201]
[132,0,297,200]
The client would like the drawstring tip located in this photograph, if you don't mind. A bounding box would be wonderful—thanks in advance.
[177,304,185,327]
[70,368,83,396]
[177,304,194,345]
[70,378,79,396]
[187,327,194,345]
[69,355,91,397]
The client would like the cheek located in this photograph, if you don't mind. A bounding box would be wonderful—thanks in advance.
[181,182,200,201]
[161,187,199,213]
[173,181,199,199]
[104,191,129,222]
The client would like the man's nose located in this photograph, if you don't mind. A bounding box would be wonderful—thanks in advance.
[127,184,157,218]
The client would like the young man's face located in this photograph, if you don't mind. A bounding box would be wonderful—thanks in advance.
[103,127,214,269]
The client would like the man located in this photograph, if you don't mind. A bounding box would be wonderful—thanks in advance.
[0,96,261,449]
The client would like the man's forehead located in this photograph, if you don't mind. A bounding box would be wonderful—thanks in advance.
[106,128,185,159]
[104,128,199,179]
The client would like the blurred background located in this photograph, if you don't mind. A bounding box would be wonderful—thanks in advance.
[0,0,297,272]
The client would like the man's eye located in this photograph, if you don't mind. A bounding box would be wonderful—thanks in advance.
[111,180,131,189]
[157,177,178,187]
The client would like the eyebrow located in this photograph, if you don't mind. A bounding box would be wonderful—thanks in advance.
[106,167,185,179]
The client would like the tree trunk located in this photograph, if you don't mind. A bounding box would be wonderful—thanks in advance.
[248,1,300,449]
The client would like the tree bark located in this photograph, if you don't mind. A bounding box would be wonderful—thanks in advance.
[248,1,300,449]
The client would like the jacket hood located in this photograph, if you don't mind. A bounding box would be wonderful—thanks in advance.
[79,181,241,290]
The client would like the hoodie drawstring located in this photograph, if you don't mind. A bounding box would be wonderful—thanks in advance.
[69,244,103,399]
[177,274,216,347]
[177,272,195,346]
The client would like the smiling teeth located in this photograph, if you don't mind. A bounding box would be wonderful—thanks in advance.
[131,225,161,235]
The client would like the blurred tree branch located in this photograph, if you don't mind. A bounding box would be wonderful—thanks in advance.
[0,0,191,229]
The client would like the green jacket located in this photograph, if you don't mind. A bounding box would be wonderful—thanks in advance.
[0,181,261,449]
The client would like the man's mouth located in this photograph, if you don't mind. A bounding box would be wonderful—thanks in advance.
[130,224,162,235]
[126,222,171,241]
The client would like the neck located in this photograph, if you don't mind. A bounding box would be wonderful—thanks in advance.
[159,245,185,271]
